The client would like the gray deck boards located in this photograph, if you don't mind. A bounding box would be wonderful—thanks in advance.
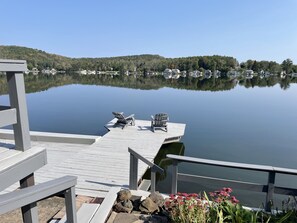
[0,119,185,197]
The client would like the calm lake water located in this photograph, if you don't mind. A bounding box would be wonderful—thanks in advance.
[1,75,297,207]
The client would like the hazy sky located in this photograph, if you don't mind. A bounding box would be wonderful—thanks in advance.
[1,0,296,63]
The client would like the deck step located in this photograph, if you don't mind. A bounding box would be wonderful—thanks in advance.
[59,203,100,223]
[90,187,121,223]
[138,179,151,191]
[0,146,47,191]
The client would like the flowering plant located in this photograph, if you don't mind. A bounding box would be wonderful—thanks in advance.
[164,192,208,223]
[165,188,249,223]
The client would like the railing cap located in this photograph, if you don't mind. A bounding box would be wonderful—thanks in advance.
[129,147,164,174]
[0,59,27,72]
[167,154,297,175]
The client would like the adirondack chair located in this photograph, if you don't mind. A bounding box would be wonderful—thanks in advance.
[112,112,135,129]
[151,113,169,132]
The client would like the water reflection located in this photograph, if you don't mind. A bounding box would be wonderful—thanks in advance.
[1,73,297,95]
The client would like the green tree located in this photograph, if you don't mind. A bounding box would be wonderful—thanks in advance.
[282,59,293,74]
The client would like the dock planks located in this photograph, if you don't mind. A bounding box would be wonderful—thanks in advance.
[0,119,185,197]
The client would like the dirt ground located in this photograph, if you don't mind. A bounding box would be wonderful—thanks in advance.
[0,196,65,223]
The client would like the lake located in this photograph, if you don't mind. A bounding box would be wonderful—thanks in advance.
[1,74,297,207]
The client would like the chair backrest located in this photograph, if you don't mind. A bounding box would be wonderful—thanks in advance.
[112,112,125,120]
[154,113,168,126]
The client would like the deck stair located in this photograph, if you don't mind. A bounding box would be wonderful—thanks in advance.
[59,203,100,223]
[0,146,47,192]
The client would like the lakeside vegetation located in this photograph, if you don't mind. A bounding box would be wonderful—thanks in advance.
[1,45,296,75]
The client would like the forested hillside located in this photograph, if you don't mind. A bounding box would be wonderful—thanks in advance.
[1,45,296,74]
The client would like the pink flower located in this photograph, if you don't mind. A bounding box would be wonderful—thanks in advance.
[179,201,185,205]
[165,201,171,207]
[215,198,222,203]
[223,187,232,193]
[169,194,175,199]
[231,196,239,204]
[219,191,230,197]
[190,193,198,197]
[209,192,215,197]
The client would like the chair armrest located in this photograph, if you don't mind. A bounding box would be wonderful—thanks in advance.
[126,114,135,119]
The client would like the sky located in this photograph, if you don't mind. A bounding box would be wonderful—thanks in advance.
[1,0,297,63]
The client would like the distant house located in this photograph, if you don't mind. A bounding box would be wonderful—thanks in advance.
[87,70,96,75]
[50,69,57,75]
[181,71,187,77]
[32,67,39,75]
[280,71,286,79]
[213,70,221,78]
[189,70,202,78]
[163,68,172,79]
[227,70,240,78]
[244,70,254,79]
[172,69,181,79]
[204,70,212,79]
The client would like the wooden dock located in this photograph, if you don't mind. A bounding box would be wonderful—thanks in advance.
[0,119,185,197]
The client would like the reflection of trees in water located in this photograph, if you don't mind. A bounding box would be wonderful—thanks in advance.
[143,142,185,182]
[0,74,297,96]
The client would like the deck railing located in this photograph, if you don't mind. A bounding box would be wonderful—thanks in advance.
[128,147,164,192]
[167,154,297,212]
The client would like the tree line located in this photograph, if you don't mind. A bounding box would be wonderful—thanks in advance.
[0,45,296,74]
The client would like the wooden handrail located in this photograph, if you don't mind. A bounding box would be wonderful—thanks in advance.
[128,147,164,192]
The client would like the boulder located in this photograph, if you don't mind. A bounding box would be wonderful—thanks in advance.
[117,189,132,202]
[149,192,164,207]
[139,197,159,214]
[113,213,139,223]
[114,200,133,213]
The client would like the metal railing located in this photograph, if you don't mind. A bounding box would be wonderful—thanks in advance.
[128,147,164,192]
[167,154,297,212]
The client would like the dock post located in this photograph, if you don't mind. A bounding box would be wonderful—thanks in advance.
[265,171,276,212]
[171,160,178,194]
[6,72,31,151]
[65,187,77,223]
[129,153,138,190]
[151,171,156,192]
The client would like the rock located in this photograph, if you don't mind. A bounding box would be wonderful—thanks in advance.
[139,197,159,214]
[113,213,139,223]
[123,200,133,209]
[149,192,164,207]
[117,189,132,202]
[114,200,133,213]
[139,214,169,223]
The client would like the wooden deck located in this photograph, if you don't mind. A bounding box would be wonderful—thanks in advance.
[0,119,185,197]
